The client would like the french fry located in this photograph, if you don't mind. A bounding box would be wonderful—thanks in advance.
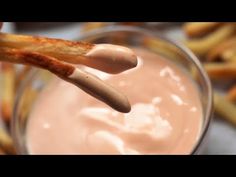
[214,91,236,126]
[0,148,6,155]
[0,128,16,154]
[224,55,236,63]
[81,22,143,33]
[204,62,236,80]
[0,33,137,74]
[1,63,15,124]
[184,24,236,56]
[118,22,143,26]
[0,32,94,64]
[0,48,132,113]
[183,22,222,38]
[207,36,236,61]
[226,85,236,102]
[221,47,236,62]
[81,22,109,33]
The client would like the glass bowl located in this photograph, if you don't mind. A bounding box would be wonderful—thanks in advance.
[11,26,213,154]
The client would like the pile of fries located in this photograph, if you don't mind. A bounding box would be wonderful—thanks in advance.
[183,22,236,125]
[0,63,28,154]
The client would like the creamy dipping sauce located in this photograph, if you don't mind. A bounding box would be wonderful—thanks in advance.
[26,48,202,154]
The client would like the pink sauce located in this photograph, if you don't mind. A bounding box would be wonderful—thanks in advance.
[85,44,138,74]
[26,48,203,154]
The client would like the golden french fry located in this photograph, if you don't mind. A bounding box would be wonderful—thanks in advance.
[221,47,236,62]
[0,32,94,65]
[0,33,137,74]
[0,148,6,155]
[183,22,222,38]
[226,85,236,102]
[1,63,15,124]
[224,55,236,62]
[204,62,236,80]
[184,24,236,56]
[0,47,132,113]
[81,22,143,33]
[118,22,143,26]
[81,22,109,33]
[81,22,144,45]
[207,36,236,61]
[214,91,236,126]
[0,128,16,154]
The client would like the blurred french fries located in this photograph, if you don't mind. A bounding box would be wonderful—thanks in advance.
[184,24,236,56]
[80,22,110,33]
[0,148,6,155]
[227,85,236,102]
[0,128,16,155]
[214,92,236,125]
[80,22,146,45]
[207,36,236,61]
[1,63,16,125]
[183,22,236,126]
[221,48,236,62]
[80,22,144,33]
[204,62,236,80]
[183,22,222,38]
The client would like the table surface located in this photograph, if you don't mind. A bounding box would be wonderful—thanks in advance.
[1,22,236,154]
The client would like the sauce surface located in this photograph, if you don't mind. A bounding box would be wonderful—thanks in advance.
[26,48,202,154]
